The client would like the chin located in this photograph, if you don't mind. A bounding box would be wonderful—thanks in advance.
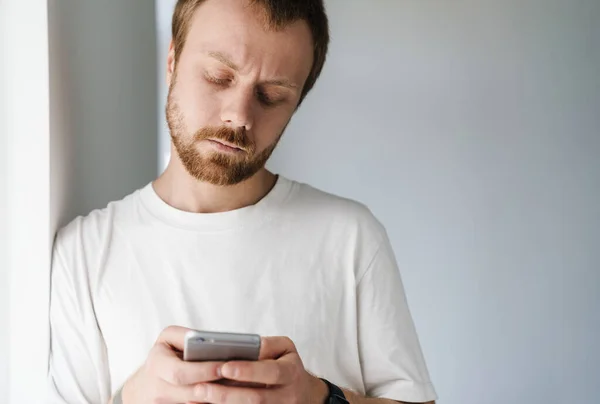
[186,162,257,186]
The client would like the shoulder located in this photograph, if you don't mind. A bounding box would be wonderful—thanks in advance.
[286,178,388,244]
[53,187,144,262]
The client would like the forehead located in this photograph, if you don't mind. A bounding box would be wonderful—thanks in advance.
[182,0,314,82]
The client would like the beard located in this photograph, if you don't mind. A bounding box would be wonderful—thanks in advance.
[166,91,282,186]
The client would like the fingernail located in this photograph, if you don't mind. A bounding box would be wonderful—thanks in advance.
[221,364,237,378]
[216,365,223,378]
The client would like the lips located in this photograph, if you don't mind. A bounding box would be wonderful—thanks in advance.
[208,139,245,152]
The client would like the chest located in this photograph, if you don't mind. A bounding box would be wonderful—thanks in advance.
[92,231,358,388]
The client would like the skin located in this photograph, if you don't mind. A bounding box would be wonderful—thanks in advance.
[113,0,436,403]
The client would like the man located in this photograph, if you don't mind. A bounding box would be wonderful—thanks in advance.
[48,0,437,403]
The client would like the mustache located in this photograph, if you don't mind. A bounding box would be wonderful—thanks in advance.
[193,126,254,152]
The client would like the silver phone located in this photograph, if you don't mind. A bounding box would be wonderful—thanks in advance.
[183,330,261,362]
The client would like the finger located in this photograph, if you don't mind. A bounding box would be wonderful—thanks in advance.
[192,382,280,404]
[259,336,297,360]
[150,343,224,385]
[157,325,192,351]
[151,377,215,403]
[221,359,296,385]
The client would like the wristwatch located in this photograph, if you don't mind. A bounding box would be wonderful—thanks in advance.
[320,378,349,403]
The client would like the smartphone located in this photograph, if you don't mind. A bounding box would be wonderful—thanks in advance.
[183,330,261,362]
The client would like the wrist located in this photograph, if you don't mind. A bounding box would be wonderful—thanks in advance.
[309,373,330,403]
[319,378,351,404]
[117,366,140,404]
[120,376,135,404]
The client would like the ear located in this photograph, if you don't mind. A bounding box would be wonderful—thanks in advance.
[166,40,176,86]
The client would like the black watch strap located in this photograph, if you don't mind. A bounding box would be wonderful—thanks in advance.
[320,378,349,403]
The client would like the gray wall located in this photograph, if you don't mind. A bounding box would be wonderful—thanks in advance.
[158,1,600,403]
[0,42,9,403]
[0,137,7,404]
[49,0,159,223]
[0,126,8,404]
[1,4,12,399]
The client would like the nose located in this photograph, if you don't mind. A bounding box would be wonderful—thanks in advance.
[220,88,254,132]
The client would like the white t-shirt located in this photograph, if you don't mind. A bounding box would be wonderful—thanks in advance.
[47,176,437,403]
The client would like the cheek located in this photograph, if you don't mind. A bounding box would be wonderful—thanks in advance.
[252,110,291,150]
[174,77,220,130]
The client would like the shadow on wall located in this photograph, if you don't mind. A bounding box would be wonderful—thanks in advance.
[49,0,159,227]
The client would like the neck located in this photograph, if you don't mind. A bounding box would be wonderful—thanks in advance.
[153,155,278,214]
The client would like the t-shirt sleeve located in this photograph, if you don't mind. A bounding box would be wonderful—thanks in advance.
[357,233,438,403]
[47,236,112,404]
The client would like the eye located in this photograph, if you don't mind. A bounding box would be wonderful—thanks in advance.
[256,90,275,106]
[204,73,231,86]
[256,90,284,107]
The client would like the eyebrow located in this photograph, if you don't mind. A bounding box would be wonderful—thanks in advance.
[206,51,298,90]
[207,51,239,71]
[264,78,298,89]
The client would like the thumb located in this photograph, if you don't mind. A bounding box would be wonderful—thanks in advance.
[259,336,297,360]
[157,325,193,352]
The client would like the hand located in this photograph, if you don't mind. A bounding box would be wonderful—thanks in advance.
[191,336,329,403]
[120,326,225,404]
